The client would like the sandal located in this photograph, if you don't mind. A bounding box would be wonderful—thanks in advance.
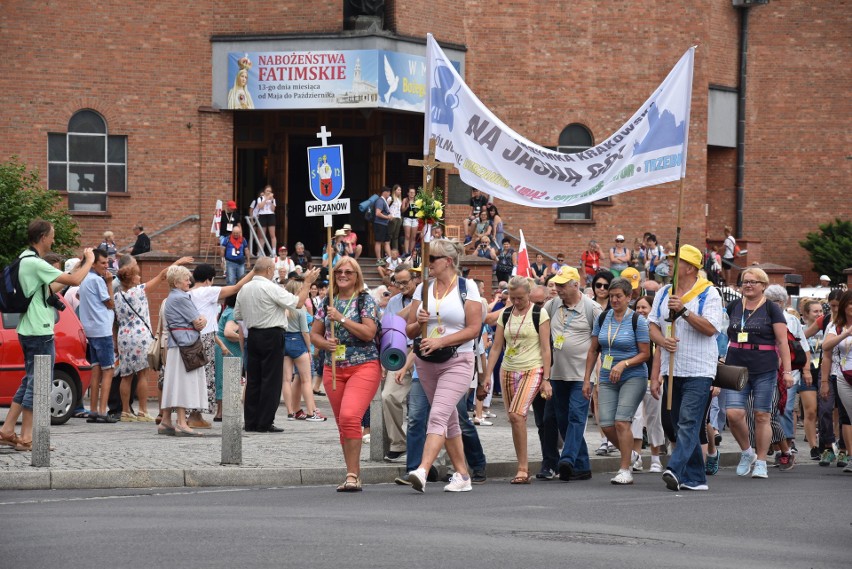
[510,468,531,485]
[157,425,176,436]
[72,410,90,419]
[14,440,33,452]
[0,431,20,448]
[155,414,162,425]
[336,472,362,492]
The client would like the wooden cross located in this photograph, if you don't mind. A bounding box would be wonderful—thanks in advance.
[408,137,455,336]
[408,138,454,196]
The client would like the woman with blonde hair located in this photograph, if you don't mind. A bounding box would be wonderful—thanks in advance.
[484,275,552,484]
[310,256,382,491]
[160,265,208,436]
[724,267,793,479]
[404,239,483,492]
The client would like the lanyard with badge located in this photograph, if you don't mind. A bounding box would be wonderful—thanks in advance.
[554,304,578,350]
[737,298,765,343]
[602,311,629,371]
[332,295,357,361]
[431,275,458,338]
[841,336,852,369]
[505,306,529,360]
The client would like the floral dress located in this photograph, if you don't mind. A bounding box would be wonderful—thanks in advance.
[114,284,154,376]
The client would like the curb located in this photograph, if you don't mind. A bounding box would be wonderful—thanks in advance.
[0,452,745,491]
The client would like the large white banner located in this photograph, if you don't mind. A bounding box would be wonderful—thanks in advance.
[424,34,695,208]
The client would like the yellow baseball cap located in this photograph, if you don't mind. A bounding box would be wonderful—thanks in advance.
[550,265,581,285]
[621,267,641,289]
[669,244,703,269]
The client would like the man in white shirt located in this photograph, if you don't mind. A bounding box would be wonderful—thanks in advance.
[649,244,723,492]
[235,257,318,432]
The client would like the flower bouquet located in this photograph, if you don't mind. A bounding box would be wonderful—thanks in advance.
[413,186,444,241]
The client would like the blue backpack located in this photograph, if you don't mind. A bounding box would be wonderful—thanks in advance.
[359,194,380,222]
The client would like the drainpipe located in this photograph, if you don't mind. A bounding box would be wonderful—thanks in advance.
[734,0,768,239]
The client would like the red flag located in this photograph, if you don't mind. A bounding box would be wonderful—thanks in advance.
[517,229,533,278]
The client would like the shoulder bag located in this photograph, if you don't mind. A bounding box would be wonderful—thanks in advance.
[168,327,207,372]
[713,363,748,391]
[147,302,167,372]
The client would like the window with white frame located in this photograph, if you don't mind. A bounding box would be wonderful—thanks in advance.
[48,110,126,212]
[556,124,596,220]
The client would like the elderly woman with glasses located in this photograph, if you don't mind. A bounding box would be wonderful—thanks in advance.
[403,239,483,493]
[763,285,812,470]
[310,257,382,492]
[724,268,793,479]
[583,277,650,484]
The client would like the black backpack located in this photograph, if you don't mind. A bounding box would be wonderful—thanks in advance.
[0,250,39,314]
[501,303,542,332]
[595,308,639,353]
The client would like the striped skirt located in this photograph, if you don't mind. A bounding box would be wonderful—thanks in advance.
[502,367,544,417]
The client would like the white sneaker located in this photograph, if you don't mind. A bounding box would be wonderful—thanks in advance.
[610,468,634,485]
[844,462,852,473]
[443,472,472,492]
[679,482,709,491]
[473,417,493,426]
[407,468,427,493]
[362,434,371,444]
[631,451,643,472]
[484,411,497,418]
[649,461,664,473]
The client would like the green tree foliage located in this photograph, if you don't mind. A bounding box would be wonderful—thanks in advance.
[799,218,852,284]
[0,157,80,267]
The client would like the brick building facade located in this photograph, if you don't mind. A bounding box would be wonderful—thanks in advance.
[2,1,848,283]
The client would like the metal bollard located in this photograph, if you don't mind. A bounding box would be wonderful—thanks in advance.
[31,355,51,467]
[369,379,385,462]
[221,356,243,465]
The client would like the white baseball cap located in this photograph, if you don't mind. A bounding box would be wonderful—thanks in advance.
[819,275,830,282]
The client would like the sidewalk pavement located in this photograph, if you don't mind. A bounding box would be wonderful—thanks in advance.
[0,395,745,490]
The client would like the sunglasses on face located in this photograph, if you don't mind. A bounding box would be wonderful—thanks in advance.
[594,282,609,289]
[429,255,447,263]
[334,270,356,276]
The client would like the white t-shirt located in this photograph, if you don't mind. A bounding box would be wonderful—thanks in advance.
[412,277,482,353]
[723,235,736,259]
[784,312,811,384]
[189,286,222,335]
[826,324,852,379]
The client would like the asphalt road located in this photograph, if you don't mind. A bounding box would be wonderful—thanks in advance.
[0,464,847,569]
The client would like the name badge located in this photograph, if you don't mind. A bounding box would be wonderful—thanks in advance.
[811,355,820,369]
[737,332,749,343]
[665,324,672,338]
[334,344,346,361]
[553,335,565,350]
[226,223,233,232]
[602,355,614,370]
[842,357,847,368]
[506,346,518,358]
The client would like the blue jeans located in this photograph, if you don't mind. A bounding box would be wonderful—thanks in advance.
[726,369,776,413]
[13,335,56,410]
[665,376,712,487]
[405,379,487,473]
[532,393,560,471]
[551,381,592,473]
[780,381,800,439]
[225,260,245,286]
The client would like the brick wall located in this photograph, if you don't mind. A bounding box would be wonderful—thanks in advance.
[1,0,846,282]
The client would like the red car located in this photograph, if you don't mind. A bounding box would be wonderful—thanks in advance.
[0,307,92,425]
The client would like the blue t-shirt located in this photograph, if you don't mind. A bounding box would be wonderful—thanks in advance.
[374,198,390,227]
[78,271,114,338]
[592,309,650,383]
[224,238,246,263]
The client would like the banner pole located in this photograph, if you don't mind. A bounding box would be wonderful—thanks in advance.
[327,225,337,391]
[666,176,686,410]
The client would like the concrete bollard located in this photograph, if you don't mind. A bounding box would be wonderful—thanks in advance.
[221,356,243,465]
[31,354,51,468]
[369,380,385,462]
